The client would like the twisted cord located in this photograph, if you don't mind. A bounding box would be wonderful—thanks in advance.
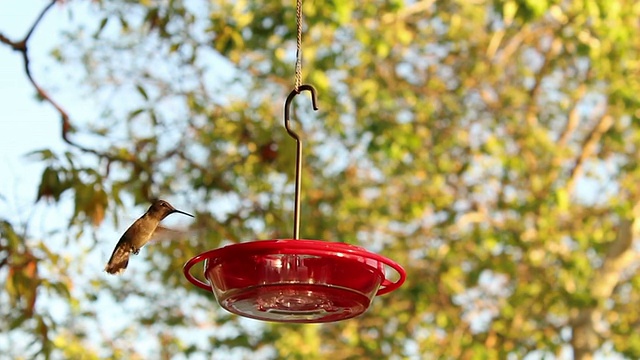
[294,0,303,91]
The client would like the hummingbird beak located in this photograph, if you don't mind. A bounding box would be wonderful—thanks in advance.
[172,209,194,218]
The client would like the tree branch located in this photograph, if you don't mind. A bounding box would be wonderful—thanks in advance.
[557,84,587,148]
[381,0,435,24]
[0,1,162,183]
[566,114,613,194]
[0,1,79,149]
[571,216,637,360]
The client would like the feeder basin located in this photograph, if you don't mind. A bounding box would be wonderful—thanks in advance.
[183,239,406,323]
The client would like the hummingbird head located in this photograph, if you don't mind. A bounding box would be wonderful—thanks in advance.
[148,200,194,220]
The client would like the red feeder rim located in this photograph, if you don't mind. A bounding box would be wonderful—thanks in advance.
[183,239,406,323]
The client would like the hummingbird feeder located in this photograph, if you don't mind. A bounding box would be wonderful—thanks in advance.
[183,0,406,323]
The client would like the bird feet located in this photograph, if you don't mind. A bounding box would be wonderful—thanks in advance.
[132,247,140,255]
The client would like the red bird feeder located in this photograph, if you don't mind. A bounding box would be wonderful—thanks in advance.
[184,85,406,323]
[183,239,405,323]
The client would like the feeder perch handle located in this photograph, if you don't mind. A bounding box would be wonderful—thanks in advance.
[183,252,214,291]
[283,84,319,240]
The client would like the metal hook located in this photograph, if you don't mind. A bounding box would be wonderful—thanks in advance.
[283,84,319,240]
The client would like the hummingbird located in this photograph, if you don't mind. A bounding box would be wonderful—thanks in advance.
[104,199,194,275]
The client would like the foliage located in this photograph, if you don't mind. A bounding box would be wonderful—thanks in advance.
[2,0,640,358]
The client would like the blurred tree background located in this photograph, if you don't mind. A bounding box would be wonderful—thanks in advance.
[2,0,640,358]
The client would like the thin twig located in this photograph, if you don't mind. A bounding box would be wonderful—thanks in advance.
[557,84,587,147]
[566,114,614,194]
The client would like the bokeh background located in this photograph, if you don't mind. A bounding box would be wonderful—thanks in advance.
[2,1,640,359]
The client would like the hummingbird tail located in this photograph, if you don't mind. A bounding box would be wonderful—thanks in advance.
[105,243,131,275]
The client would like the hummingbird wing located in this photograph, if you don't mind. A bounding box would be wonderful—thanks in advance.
[148,225,193,243]
[104,223,141,275]
[104,238,132,275]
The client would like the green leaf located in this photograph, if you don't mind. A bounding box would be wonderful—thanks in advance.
[136,85,149,101]
[93,17,109,38]
[24,149,56,161]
